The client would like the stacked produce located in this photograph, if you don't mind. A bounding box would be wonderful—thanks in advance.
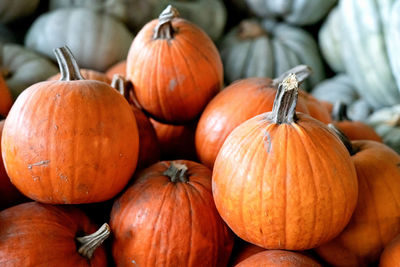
[1,1,400,266]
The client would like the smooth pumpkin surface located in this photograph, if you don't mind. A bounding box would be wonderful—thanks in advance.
[316,139,400,266]
[0,202,108,266]
[195,75,331,169]
[110,160,234,266]
[127,6,223,124]
[235,250,321,267]
[212,75,358,250]
[1,47,139,204]
[380,234,400,267]
[48,69,111,84]
[106,60,126,80]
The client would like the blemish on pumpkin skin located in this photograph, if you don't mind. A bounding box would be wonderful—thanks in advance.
[263,130,272,153]
[28,160,50,170]
[169,79,177,91]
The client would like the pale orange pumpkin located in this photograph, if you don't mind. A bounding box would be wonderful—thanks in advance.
[212,74,358,250]
[235,250,321,267]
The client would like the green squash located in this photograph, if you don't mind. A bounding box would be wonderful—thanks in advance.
[1,44,58,98]
[244,0,337,26]
[25,8,133,72]
[318,7,345,73]
[220,19,325,89]
[0,0,40,24]
[312,75,372,121]
[367,105,400,154]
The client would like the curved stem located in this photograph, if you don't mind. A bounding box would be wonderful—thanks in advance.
[76,223,110,260]
[332,101,350,121]
[328,124,357,156]
[237,19,267,40]
[163,162,188,183]
[53,46,84,81]
[111,74,143,109]
[272,65,312,88]
[153,5,180,40]
[269,73,299,124]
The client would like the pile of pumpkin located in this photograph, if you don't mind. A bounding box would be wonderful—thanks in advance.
[1,0,400,266]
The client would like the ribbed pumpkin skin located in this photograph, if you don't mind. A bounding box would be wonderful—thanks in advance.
[0,202,107,266]
[333,121,382,143]
[316,141,400,266]
[195,77,331,169]
[235,250,321,267]
[110,160,234,267]
[106,60,126,80]
[212,113,358,250]
[48,69,111,84]
[127,18,223,124]
[0,75,12,117]
[1,80,139,204]
[380,234,400,267]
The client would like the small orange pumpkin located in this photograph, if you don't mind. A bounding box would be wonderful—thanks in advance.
[380,234,400,267]
[212,74,358,250]
[111,74,160,169]
[48,68,111,84]
[229,241,265,266]
[106,60,126,80]
[1,46,139,204]
[235,250,321,267]
[110,160,234,266]
[0,69,13,117]
[126,5,223,124]
[332,102,382,142]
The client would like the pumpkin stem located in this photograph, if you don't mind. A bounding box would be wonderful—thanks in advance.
[269,73,299,124]
[332,101,350,121]
[272,65,312,88]
[111,74,143,109]
[163,162,188,183]
[237,19,267,40]
[154,5,180,40]
[328,124,358,156]
[76,223,110,260]
[53,46,84,81]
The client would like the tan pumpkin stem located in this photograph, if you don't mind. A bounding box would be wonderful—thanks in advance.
[237,20,267,40]
[53,46,84,81]
[76,223,110,260]
[154,5,180,40]
[332,102,350,121]
[163,162,188,183]
[269,73,298,124]
[111,74,143,109]
[328,124,358,155]
[272,65,312,88]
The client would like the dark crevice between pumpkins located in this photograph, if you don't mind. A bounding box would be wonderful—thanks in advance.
[328,124,359,156]
[163,162,189,183]
[76,223,110,261]
[154,5,180,40]
[269,73,299,124]
[53,46,84,81]
[332,101,351,121]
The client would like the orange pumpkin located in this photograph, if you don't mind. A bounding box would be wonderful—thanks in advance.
[48,68,111,84]
[126,5,223,124]
[196,66,331,169]
[235,250,321,267]
[212,74,358,250]
[229,241,265,266]
[1,46,139,204]
[0,120,26,210]
[0,71,13,117]
[0,202,109,266]
[110,160,234,266]
[150,118,197,160]
[380,234,400,267]
[111,75,160,169]
[315,126,400,266]
[332,102,382,142]
[106,60,126,80]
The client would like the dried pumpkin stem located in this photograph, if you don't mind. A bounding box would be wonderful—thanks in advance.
[53,46,84,81]
[328,124,358,156]
[154,5,180,40]
[111,74,142,109]
[270,73,299,124]
[332,101,350,121]
[76,223,110,260]
[163,162,188,183]
[237,19,267,40]
[272,65,312,88]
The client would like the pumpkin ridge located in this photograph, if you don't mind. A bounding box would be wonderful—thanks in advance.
[181,177,194,266]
